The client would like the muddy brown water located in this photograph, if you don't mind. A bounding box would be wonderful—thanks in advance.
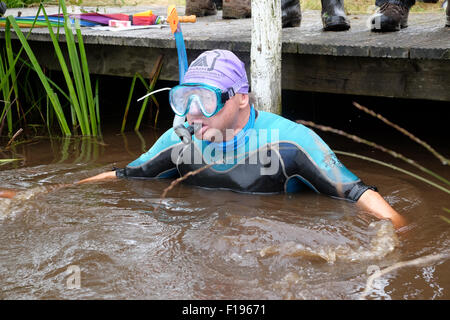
[0,127,449,300]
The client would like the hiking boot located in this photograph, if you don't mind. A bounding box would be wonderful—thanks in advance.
[0,2,7,17]
[282,0,302,28]
[185,0,217,17]
[370,0,410,32]
[446,0,450,27]
[321,0,351,31]
[222,0,251,19]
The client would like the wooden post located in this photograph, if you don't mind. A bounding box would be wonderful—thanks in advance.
[251,0,282,114]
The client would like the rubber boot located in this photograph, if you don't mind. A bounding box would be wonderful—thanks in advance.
[370,0,411,31]
[282,0,302,28]
[446,0,450,27]
[185,0,217,17]
[212,0,223,10]
[222,0,251,19]
[0,2,7,17]
[321,0,351,31]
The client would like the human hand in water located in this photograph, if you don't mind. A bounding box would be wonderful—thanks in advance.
[357,189,408,231]
[0,171,117,198]
[0,189,17,199]
[75,171,117,184]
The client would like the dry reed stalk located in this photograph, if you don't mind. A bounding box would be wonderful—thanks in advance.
[5,128,23,149]
[297,120,450,187]
[360,252,450,299]
[352,102,449,166]
[160,163,214,200]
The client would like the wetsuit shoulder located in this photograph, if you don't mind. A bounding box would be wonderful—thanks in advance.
[255,111,375,201]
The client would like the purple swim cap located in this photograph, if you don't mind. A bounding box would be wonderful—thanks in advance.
[183,50,249,94]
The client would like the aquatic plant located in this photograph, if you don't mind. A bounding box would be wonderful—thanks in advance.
[334,150,450,195]
[5,10,71,135]
[42,0,100,135]
[297,119,450,193]
[3,0,101,136]
[121,55,163,133]
[352,102,449,166]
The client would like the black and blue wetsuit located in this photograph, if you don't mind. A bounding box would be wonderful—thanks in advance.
[116,106,375,201]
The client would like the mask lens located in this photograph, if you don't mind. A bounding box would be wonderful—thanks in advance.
[169,86,191,116]
[170,85,219,117]
[195,88,218,116]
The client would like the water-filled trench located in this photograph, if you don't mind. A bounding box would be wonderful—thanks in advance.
[0,125,449,300]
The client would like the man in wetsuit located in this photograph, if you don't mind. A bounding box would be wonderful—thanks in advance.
[73,50,406,230]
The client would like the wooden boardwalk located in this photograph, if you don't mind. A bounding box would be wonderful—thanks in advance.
[1,5,449,101]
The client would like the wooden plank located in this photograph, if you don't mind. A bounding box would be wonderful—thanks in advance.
[2,7,449,101]
[282,54,450,101]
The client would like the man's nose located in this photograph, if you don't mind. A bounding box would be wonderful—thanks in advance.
[187,96,203,116]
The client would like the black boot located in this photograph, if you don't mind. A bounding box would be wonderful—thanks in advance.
[370,0,411,32]
[282,0,302,28]
[321,0,351,31]
[212,0,222,10]
[0,2,7,17]
[446,0,449,27]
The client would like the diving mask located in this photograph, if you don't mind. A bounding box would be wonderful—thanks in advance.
[169,83,235,118]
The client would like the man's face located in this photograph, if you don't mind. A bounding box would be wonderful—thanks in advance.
[186,94,243,142]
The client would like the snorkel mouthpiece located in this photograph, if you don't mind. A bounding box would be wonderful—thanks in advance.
[174,123,202,144]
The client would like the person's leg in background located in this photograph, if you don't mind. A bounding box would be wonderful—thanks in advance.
[446,0,449,27]
[370,0,415,31]
[320,0,351,31]
[0,1,7,17]
[215,0,302,28]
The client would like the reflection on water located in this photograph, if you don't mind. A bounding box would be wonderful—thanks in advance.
[0,130,449,299]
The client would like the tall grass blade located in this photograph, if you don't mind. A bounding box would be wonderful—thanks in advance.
[121,73,138,133]
[5,24,20,133]
[94,78,101,135]
[41,5,86,135]
[134,56,163,131]
[6,17,71,135]
[59,0,90,135]
[353,102,449,166]
[75,19,98,136]
[334,150,450,195]
[297,120,450,187]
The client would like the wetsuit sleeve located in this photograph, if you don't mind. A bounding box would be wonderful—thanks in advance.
[279,121,377,202]
[115,128,182,179]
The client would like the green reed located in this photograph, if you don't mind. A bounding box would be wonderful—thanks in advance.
[1,6,44,137]
[0,158,21,166]
[121,72,162,132]
[121,55,163,132]
[5,14,71,135]
[3,0,101,136]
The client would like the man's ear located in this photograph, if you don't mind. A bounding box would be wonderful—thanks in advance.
[238,93,249,109]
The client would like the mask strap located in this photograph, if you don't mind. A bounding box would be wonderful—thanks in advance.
[137,87,172,102]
